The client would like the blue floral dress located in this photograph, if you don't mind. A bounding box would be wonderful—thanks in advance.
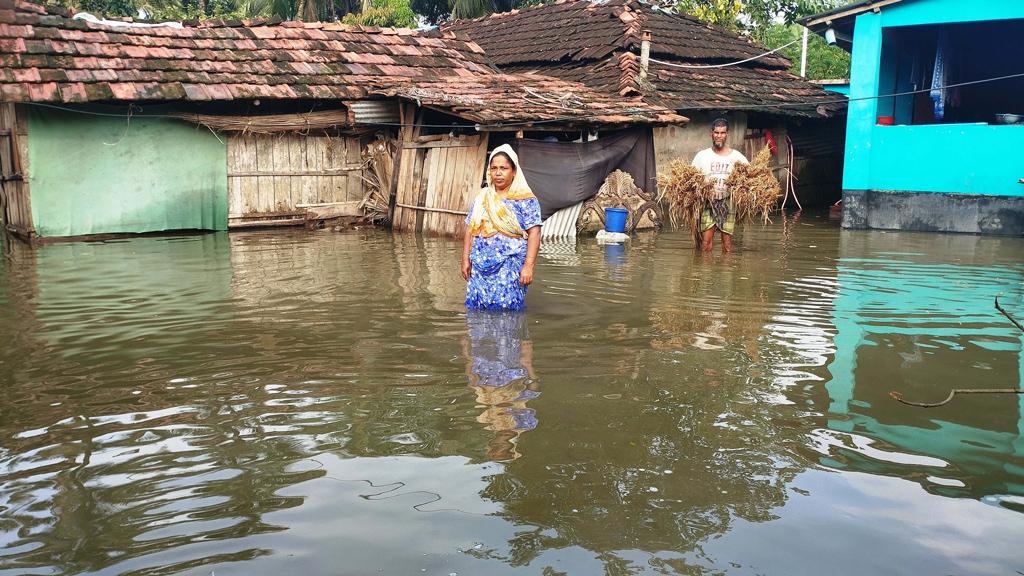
[465,197,542,311]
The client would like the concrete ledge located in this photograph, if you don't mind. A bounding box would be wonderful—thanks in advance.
[841,189,1024,236]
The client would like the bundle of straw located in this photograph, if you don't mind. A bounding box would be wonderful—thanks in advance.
[657,159,715,241]
[726,147,782,225]
[359,136,396,223]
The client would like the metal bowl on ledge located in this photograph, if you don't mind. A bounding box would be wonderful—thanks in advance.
[995,113,1023,125]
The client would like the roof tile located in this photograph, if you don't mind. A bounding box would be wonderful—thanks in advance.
[58,82,87,101]
[446,0,843,118]
[11,66,37,82]
[27,81,58,100]
[0,0,682,125]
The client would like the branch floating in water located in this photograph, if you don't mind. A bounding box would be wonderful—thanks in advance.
[995,295,1024,333]
[890,388,1024,408]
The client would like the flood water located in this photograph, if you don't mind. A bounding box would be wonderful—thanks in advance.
[0,214,1022,575]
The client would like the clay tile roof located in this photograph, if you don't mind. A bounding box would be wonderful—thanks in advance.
[371,74,687,126]
[446,0,789,68]
[0,0,492,104]
[0,0,685,125]
[445,0,845,118]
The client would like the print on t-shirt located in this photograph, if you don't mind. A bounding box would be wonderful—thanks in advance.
[692,149,749,199]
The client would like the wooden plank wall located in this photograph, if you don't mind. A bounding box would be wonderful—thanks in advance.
[227,133,366,228]
[0,103,33,238]
[392,134,488,237]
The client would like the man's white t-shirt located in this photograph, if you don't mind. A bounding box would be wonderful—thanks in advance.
[692,148,748,200]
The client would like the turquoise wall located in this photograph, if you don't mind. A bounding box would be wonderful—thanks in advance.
[880,0,1024,26]
[823,85,850,96]
[27,107,228,237]
[843,1,1024,197]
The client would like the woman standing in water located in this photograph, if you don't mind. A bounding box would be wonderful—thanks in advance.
[462,144,542,311]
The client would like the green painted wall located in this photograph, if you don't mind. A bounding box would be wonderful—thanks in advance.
[842,2,1024,197]
[27,107,228,237]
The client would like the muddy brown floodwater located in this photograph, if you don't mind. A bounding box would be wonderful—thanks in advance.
[1,213,1022,575]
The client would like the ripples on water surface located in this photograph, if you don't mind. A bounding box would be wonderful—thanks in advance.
[0,215,1022,575]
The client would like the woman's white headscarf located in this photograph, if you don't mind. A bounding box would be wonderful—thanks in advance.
[467,144,536,239]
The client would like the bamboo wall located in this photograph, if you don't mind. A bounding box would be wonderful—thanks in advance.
[0,103,32,238]
[392,133,489,237]
[227,133,367,228]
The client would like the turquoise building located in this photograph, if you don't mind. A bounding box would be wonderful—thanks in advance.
[802,0,1024,235]
[812,79,850,97]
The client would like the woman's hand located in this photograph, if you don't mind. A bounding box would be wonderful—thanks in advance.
[519,262,534,286]
[462,227,474,281]
[520,227,541,287]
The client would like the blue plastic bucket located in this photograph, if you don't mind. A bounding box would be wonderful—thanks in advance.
[604,243,625,266]
[604,208,628,233]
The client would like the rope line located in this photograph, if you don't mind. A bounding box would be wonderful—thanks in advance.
[647,38,801,69]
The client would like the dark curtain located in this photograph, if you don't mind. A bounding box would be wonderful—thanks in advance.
[514,128,656,219]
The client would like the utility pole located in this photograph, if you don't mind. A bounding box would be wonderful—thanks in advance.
[800,27,808,77]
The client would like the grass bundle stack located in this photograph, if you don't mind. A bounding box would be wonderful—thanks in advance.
[725,147,782,225]
[657,159,715,240]
[359,136,396,223]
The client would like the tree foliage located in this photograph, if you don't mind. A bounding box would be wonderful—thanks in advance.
[676,0,843,28]
[413,0,529,26]
[342,0,416,26]
[675,0,850,79]
[753,22,850,80]
[409,0,446,25]
[52,0,372,21]
[676,0,742,29]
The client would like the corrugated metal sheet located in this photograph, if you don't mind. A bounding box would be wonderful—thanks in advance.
[540,201,583,239]
[539,236,579,266]
[349,101,400,125]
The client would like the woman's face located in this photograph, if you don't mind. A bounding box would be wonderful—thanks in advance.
[489,155,516,191]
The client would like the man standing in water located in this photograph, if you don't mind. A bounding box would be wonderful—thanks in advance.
[692,118,748,253]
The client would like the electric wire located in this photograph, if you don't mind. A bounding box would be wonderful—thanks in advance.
[674,71,1024,111]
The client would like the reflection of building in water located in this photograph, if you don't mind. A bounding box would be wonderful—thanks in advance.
[647,250,773,358]
[464,310,539,461]
[392,234,466,313]
[826,231,1024,500]
[4,234,233,366]
[0,234,340,573]
[230,230,404,314]
[538,236,580,267]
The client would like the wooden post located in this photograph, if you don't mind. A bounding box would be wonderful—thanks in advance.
[387,102,416,224]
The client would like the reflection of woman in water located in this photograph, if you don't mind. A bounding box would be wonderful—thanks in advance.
[463,310,540,461]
